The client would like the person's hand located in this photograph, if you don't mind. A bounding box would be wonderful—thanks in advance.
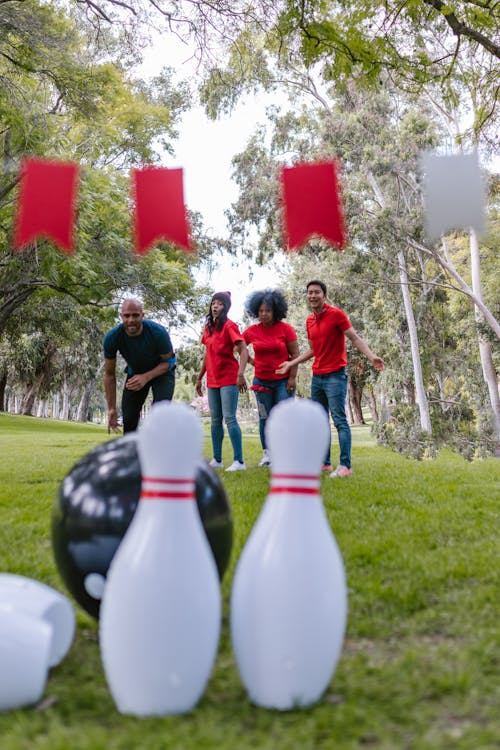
[372,356,385,371]
[286,376,297,394]
[237,374,247,393]
[195,377,203,397]
[275,361,291,376]
[107,409,121,434]
[125,374,148,391]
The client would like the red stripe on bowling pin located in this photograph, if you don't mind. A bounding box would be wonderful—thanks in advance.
[270,472,319,496]
[140,477,195,501]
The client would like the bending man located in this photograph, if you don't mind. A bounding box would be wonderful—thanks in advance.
[104,298,176,433]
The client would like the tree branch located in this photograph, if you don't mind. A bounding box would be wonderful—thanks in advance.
[423,0,500,58]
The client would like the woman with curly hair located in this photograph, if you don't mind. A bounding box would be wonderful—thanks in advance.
[243,288,299,467]
[196,291,248,472]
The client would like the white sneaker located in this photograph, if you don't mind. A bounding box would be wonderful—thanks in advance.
[258,450,271,467]
[330,465,353,478]
[208,459,223,469]
[225,461,247,472]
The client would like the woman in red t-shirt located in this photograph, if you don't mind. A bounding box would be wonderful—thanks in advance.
[243,289,299,467]
[196,292,248,472]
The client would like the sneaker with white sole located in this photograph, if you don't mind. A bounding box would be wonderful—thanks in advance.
[330,465,353,478]
[225,461,247,472]
[258,450,271,467]
[208,459,223,469]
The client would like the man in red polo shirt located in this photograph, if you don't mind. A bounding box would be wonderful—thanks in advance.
[276,280,384,478]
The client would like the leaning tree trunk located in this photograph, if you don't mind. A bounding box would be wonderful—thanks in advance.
[398,249,432,434]
[76,382,94,422]
[348,380,365,425]
[470,229,500,443]
[20,374,44,415]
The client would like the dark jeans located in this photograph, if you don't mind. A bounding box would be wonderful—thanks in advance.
[122,370,175,433]
[310,367,351,468]
[252,376,293,450]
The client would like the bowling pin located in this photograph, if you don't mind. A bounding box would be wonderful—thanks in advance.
[0,608,52,711]
[0,573,75,667]
[99,402,221,716]
[231,399,347,710]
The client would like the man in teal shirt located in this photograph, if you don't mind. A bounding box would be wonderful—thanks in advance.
[103,298,176,433]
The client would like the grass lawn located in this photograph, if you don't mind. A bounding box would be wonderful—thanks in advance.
[0,412,499,750]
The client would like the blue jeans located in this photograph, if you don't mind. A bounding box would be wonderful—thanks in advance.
[252,377,293,450]
[207,385,243,463]
[311,368,351,468]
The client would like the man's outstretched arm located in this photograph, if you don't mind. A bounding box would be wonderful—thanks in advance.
[344,327,385,370]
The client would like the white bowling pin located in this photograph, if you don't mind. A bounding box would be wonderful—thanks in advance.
[99,402,221,716]
[0,608,51,711]
[231,399,347,710]
[0,574,75,667]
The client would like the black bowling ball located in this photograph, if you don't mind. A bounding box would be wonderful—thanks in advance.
[52,434,233,619]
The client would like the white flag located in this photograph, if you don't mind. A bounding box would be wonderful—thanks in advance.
[421,151,485,241]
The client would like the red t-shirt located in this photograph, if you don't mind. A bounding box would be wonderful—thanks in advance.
[243,321,297,380]
[202,319,243,388]
[306,304,351,375]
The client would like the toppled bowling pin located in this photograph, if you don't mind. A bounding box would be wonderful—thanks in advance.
[0,573,75,667]
[0,609,51,711]
[231,398,347,709]
[99,402,221,716]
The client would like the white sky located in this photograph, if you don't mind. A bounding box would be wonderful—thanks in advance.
[138,38,284,324]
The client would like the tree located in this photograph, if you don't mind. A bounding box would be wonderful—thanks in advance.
[0,1,223,418]
[223,81,499,457]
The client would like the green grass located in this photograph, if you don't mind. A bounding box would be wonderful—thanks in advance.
[0,412,499,749]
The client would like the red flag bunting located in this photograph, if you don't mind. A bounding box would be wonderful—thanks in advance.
[132,166,192,254]
[281,160,346,251]
[13,158,79,254]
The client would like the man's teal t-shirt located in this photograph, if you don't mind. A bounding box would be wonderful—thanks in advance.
[103,320,174,376]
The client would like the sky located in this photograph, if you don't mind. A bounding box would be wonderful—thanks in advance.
[138,37,285,324]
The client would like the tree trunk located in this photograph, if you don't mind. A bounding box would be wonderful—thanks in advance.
[398,250,432,434]
[366,386,379,422]
[76,382,94,422]
[36,399,48,418]
[60,379,71,421]
[470,229,500,442]
[345,392,354,425]
[20,378,43,415]
[0,371,6,412]
[348,380,365,424]
[367,170,431,432]
[7,391,17,413]
[51,392,60,419]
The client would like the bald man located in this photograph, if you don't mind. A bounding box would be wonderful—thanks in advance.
[103,298,176,433]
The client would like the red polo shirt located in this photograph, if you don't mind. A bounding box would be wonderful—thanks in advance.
[243,321,297,380]
[202,319,243,388]
[306,304,351,375]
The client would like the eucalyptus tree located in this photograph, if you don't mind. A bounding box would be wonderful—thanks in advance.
[224,83,498,457]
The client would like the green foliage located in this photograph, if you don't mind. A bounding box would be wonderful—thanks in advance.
[221,74,499,458]
[1,415,500,748]
[0,1,221,417]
